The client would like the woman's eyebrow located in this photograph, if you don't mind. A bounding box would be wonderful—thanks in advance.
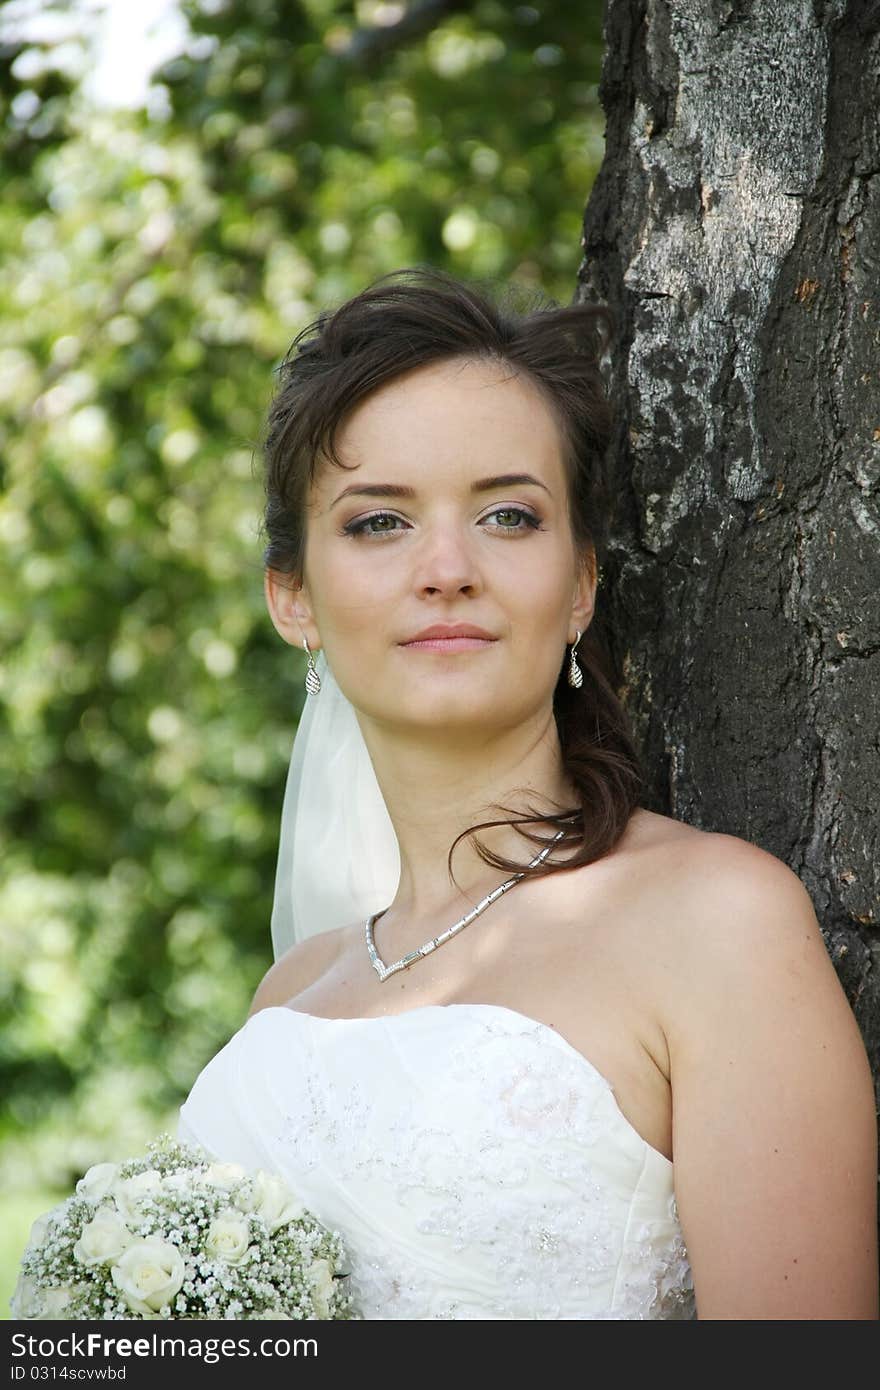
[330,473,552,509]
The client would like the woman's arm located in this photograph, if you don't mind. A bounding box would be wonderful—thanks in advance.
[667,837,878,1319]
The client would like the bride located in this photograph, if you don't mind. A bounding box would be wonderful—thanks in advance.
[178,267,878,1320]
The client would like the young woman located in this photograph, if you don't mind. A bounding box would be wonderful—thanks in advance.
[178,267,878,1319]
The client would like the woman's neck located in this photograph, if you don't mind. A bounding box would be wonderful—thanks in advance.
[357,705,576,923]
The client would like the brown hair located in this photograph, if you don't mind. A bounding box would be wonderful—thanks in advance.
[260,265,644,886]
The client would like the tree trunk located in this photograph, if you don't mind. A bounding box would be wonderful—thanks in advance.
[579,0,880,1092]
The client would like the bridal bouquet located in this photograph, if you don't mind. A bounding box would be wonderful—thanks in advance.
[10,1134,357,1320]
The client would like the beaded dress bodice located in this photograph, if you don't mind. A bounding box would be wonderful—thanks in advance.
[177,1002,695,1320]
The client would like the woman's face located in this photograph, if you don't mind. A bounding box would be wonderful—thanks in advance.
[266,355,596,739]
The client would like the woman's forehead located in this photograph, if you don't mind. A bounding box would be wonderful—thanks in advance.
[340,355,553,425]
[310,358,567,499]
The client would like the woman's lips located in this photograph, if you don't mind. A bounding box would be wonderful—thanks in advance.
[400,637,497,652]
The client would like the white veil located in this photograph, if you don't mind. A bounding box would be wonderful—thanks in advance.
[270,647,401,961]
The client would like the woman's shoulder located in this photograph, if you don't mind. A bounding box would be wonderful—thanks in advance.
[594,807,829,994]
[247,924,349,1018]
[620,807,814,913]
[618,809,840,1025]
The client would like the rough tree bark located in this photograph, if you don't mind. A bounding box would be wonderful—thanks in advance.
[579,0,880,1096]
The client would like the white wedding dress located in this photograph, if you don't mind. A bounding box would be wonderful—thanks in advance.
[178,1001,696,1319]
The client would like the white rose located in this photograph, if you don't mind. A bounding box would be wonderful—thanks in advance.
[73,1207,135,1267]
[204,1210,253,1265]
[110,1237,186,1315]
[111,1170,163,1220]
[203,1161,247,1190]
[161,1171,192,1196]
[26,1209,57,1252]
[306,1258,335,1318]
[251,1171,305,1233]
[229,1176,259,1214]
[33,1286,77,1320]
[10,1274,45,1319]
[9,1275,77,1320]
[76,1162,120,1206]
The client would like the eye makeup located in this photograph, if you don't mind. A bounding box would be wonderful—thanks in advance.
[341,505,545,540]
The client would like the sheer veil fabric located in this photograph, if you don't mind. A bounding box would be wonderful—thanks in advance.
[270,647,401,961]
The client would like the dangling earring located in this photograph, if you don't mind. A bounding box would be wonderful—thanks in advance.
[567,630,584,689]
[303,637,322,695]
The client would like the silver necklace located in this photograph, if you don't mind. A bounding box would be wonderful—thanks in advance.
[365,828,568,982]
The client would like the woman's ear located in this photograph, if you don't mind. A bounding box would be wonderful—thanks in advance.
[264,569,321,651]
[569,548,598,643]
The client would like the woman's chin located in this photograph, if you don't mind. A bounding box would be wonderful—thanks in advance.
[364,690,513,733]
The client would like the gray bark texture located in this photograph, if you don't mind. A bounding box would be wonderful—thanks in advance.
[579,0,880,1098]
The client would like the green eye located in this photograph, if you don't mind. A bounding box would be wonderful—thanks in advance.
[342,506,543,539]
[342,512,404,537]
[486,507,542,532]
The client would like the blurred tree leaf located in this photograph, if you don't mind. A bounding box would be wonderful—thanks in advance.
[0,0,604,1193]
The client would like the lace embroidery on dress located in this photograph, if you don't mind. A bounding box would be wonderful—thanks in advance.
[610,1193,696,1320]
[261,1008,695,1318]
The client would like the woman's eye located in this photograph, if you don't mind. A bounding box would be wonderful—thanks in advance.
[342,507,542,539]
[487,507,542,532]
[342,512,406,538]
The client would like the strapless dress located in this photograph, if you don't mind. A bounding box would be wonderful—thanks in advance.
[177,1002,695,1319]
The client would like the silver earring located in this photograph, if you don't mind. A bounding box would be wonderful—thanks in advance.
[303,637,322,695]
[567,630,584,689]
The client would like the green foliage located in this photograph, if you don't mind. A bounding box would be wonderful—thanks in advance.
[0,0,605,1207]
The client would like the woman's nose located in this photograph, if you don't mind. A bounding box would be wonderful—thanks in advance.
[412,520,483,595]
